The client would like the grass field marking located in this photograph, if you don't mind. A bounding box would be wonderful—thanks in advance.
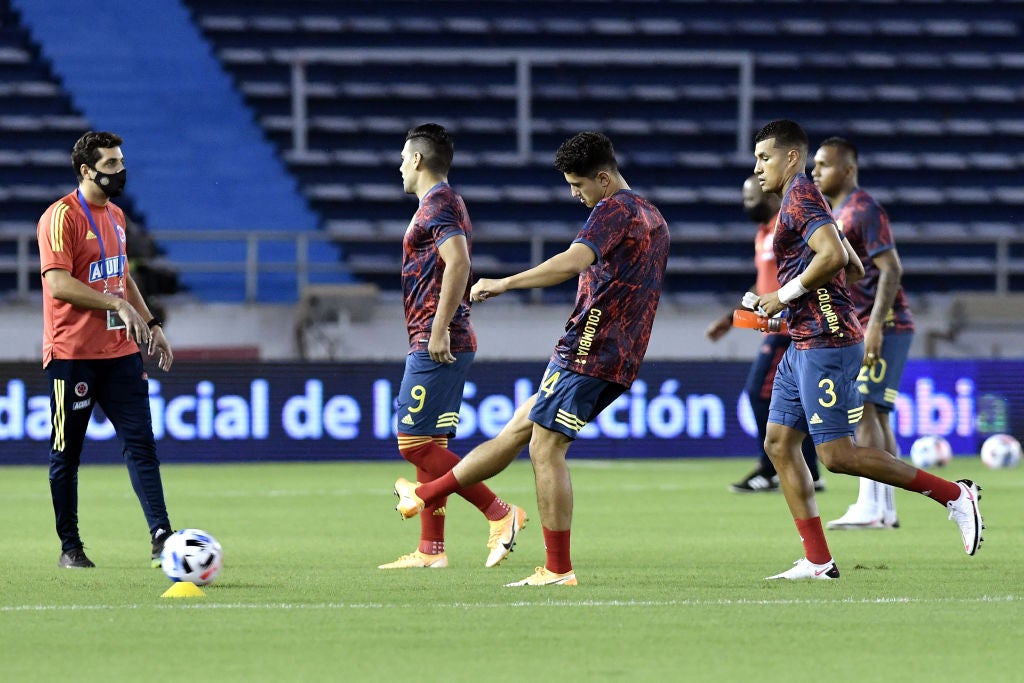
[3,594,1019,613]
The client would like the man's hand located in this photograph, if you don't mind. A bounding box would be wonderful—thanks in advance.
[115,300,151,346]
[147,325,174,371]
[755,290,786,317]
[862,321,883,367]
[428,328,455,364]
[470,277,508,303]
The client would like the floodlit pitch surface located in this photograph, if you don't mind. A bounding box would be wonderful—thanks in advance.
[0,458,1019,682]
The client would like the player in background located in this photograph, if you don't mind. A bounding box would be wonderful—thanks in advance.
[750,120,983,580]
[378,123,527,571]
[706,175,822,494]
[392,131,670,586]
[37,131,175,569]
[812,136,915,531]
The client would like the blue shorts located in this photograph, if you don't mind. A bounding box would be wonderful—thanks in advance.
[769,343,864,446]
[856,331,913,411]
[395,351,475,437]
[528,361,626,440]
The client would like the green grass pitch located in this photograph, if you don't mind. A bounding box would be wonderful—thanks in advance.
[0,457,1020,682]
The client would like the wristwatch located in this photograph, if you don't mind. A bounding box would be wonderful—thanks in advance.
[147,317,164,329]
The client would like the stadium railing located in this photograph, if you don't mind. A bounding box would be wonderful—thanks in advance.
[259,47,755,160]
[5,225,1024,304]
[0,227,351,303]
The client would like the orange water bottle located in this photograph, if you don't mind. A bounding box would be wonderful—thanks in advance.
[732,309,789,334]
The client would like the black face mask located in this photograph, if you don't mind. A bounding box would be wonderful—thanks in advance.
[744,200,774,224]
[91,167,127,198]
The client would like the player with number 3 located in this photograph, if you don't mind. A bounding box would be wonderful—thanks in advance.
[751,120,984,580]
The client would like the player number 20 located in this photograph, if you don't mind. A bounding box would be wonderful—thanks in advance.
[857,360,887,384]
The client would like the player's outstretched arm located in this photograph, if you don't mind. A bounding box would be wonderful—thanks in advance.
[471,242,596,302]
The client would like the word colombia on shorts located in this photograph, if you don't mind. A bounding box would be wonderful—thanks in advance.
[0,360,1015,462]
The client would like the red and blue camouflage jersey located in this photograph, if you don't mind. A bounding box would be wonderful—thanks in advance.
[402,182,476,353]
[775,174,863,350]
[552,189,669,387]
[833,188,915,333]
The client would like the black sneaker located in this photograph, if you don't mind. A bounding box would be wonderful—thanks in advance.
[151,528,174,568]
[58,547,96,568]
[729,469,779,494]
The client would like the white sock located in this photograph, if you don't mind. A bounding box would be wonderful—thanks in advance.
[854,477,879,518]
[880,482,897,522]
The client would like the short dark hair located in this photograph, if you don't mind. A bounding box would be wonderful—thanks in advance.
[819,136,858,163]
[72,131,123,180]
[554,131,618,178]
[754,119,808,155]
[406,123,454,175]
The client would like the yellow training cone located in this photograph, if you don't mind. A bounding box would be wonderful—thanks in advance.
[161,581,206,598]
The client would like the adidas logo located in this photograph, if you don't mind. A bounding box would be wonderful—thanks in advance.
[432,506,446,516]
[401,414,414,426]
[809,413,824,425]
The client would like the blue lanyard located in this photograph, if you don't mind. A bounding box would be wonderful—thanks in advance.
[76,190,124,284]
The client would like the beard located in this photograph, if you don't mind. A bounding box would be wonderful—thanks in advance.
[744,202,775,223]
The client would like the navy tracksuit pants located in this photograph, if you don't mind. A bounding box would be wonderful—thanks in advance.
[46,353,171,552]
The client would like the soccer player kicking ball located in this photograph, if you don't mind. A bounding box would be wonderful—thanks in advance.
[750,120,983,580]
[393,131,669,586]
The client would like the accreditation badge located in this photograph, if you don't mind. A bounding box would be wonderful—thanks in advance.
[106,282,127,331]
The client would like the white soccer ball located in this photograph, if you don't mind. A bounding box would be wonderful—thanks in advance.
[909,435,953,469]
[160,528,223,585]
[979,433,1022,469]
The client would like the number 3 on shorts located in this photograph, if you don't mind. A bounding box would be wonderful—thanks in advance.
[818,378,837,408]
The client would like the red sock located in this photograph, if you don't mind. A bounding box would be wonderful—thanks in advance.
[905,469,962,505]
[398,435,458,477]
[794,517,831,565]
[400,437,504,515]
[482,497,511,522]
[416,471,460,507]
[542,526,572,574]
[417,467,447,557]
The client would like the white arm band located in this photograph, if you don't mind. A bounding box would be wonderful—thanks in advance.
[777,276,809,304]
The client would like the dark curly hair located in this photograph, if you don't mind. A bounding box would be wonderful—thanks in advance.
[554,131,618,178]
[71,131,123,180]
